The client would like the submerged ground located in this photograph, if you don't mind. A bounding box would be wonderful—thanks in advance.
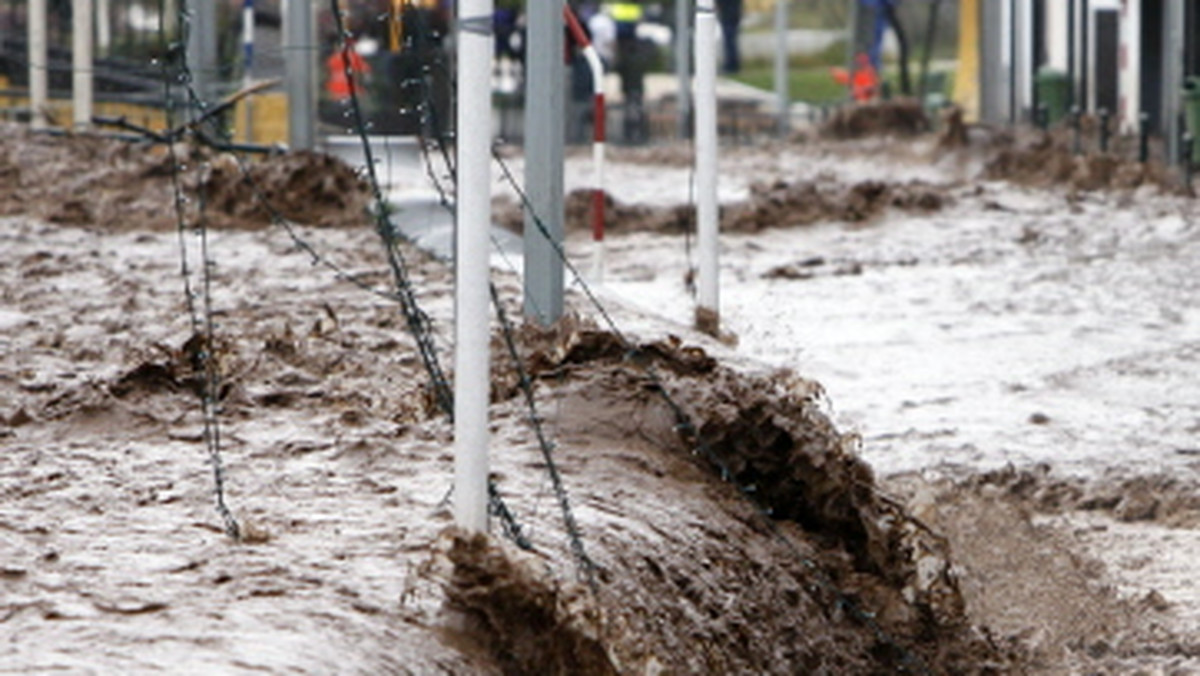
[2,116,1199,673]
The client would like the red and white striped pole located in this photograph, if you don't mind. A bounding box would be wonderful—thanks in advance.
[563,6,607,281]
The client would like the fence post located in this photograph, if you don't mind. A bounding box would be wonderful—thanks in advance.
[454,0,494,534]
[242,0,255,142]
[523,0,565,325]
[73,0,94,131]
[284,0,314,149]
[186,0,218,105]
[29,0,47,130]
[694,0,719,335]
[773,0,789,137]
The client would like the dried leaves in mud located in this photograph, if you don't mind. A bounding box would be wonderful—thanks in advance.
[468,318,1010,673]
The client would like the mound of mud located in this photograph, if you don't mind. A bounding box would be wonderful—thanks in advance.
[983,133,1179,194]
[961,465,1200,527]
[493,191,692,236]
[459,320,1010,672]
[495,178,947,236]
[886,466,1200,671]
[822,100,931,140]
[445,533,617,674]
[199,150,371,230]
[724,177,947,232]
[0,123,370,231]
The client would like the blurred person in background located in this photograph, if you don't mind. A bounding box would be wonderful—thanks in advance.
[716,0,742,74]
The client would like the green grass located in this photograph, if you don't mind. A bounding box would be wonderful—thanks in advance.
[730,38,957,106]
[734,65,849,105]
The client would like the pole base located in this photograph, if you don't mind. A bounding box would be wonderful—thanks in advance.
[695,306,719,338]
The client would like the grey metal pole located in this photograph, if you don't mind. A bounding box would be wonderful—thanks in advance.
[1164,0,1184,165]
[1066,0,1075,111]
[1080,0,1089,110]
[675,0,692,138]
[523,0,565,325]
[284,0,314,150]
[1008,0,1016,124]
[185,0,218,104]
[773,0,789,136]
[979,0,1004,122]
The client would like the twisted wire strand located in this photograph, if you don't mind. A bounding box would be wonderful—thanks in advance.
[395,24,595,580]
[160,0,240,540]
[491,148,932,674]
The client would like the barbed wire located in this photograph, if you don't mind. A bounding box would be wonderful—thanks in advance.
[327,1,544,552]
[160,0,240,540]
[329,2,455,420]
[490,147,933,674]
[386,18,597,587]
[29,4,932,665]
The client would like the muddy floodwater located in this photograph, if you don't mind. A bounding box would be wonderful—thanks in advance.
[2,118,1200,673]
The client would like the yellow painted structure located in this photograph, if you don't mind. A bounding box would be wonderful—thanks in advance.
[1,74,288,145]
[953,0,980,121]
[233,92,289,145]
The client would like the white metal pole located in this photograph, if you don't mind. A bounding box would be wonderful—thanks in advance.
[95,0,111,55]
[73,0,93,131]
[694,0,719,334]
[773,0,789,136]
[454,0,493,534]
[242,0,255,142]
[29,0,48,130]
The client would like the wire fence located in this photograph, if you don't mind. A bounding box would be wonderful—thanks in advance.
[3,2,967,671]
[1,0,800,144]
